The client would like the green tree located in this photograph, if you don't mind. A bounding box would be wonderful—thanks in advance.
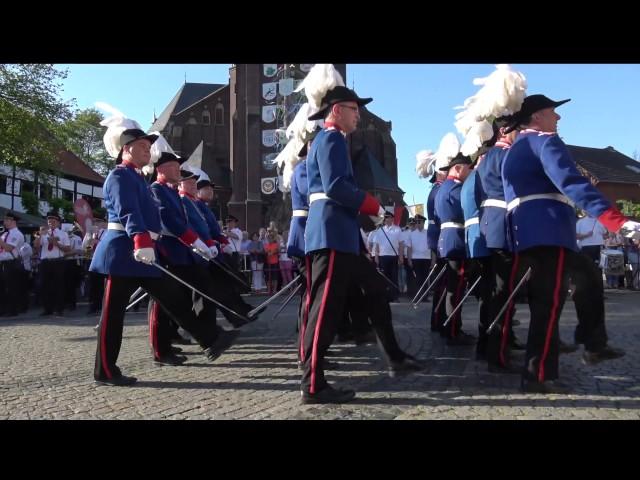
[20,190,40,216]
[0,64,74,171]
[58,108,111,176]
[618,200,640,220]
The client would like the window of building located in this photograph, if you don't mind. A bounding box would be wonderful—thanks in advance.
[215,104,224,126]
[39,183,53,200]
[202,109,211,126]
[61,189,74,202]
[0,175,9,194]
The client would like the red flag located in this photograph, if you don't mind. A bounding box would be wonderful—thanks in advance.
[393,205,404,226]
[73,198,93,236]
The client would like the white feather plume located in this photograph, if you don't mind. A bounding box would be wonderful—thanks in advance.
[460,120,494,157]
[434,132,461,168]
[142,132,174,176]
[415,150,436,179]
[273,136,304,193]
[294,64,345,109]
[454,64,527,137]
[95,102,144,158]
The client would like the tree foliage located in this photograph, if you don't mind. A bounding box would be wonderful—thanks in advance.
[0,64,74,171]
[58,108,111,176]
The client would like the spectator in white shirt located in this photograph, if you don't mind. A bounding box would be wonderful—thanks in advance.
[374,211,403,300]
[0,212,25,316]
[407,214,431,299]
[34,212,70,316]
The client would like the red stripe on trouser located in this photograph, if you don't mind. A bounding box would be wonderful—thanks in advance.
[499,253,520,366]
[451,263,465,337]
[100,277,113,379]
[310,250,336,394]
[150,302,160,359]
[300,256,311,361]
[538,248,565,383]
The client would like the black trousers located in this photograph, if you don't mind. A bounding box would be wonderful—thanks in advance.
[430,257,448,331]
[378,255,399,300]
[206,261,253,324]
[518,247,570,383]
[442,259,467,339]
[147,263,220,359]
[568,250,608,352]
[64,260,81,309]
[337,283,373,339]
[301,250,406,394]
[40,259,65,314]
[404,258,417,297]
[88,271,106,311]
[411,258,430,301]
[466,257,492,355]
[487,249,519,367]
[94,273,218,380]
[0,259,22,315]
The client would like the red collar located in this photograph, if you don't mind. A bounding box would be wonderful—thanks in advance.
[446,175,461,182]
[324,121,343,132]
[121,160,142,174]
[179,190,196,200]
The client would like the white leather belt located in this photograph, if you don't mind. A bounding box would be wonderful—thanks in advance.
[309,192,329,204]
[441,222,464,229]
[292,210,308,217]
[480,199,507,209]
[428,220,436,225]
[507,193,573,212]
[108,222,159,240]
[464,217,479,228]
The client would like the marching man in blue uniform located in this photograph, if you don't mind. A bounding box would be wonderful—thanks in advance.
[179,167,257,326]
[91,121,223,386]
[300,64,422,403]
[502,94,635,393]
[435,152,477,345]
[475,121,526,373]
[460,152,495,365]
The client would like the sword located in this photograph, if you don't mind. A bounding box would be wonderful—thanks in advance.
[410,262,439,304]
[247,274,301,317]
[412,264,447,308]
[190,247,251,289]
[126,291,148,311]
[151,262,251,322]
[271,282,303,321]
[442,275,482,327]
[376,267,401,293]
[486,267,532,335]
[128,286,145,304]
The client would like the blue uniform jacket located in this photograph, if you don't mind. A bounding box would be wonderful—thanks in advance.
[89,164,162,277]
[436,178,466,260]
[426,182,442,251]
[195,200,223,240]
[502,130,613,252]
[476,144,510,250]
[461,170,489,258]
[305,128,367,255]
[149,182,197,266]
[287,159,308,259]
[182,194,214,266]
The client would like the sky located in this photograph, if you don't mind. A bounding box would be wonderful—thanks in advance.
[57,64,640,209]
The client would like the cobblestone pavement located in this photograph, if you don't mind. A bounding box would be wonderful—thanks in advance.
[1,289,639,420]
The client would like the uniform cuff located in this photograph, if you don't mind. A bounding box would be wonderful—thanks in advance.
[598,207,627,232]
[133,232,153,249]
[359,192,380,216]
[217,235,229,245]
[205,239,215,247]
[179,229,198,245]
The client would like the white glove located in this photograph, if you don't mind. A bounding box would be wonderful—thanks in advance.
[209,245,219,259]
[370,206,386,226]
[192,238,213,260]
[133,247,156,265]
[621,220,640,234]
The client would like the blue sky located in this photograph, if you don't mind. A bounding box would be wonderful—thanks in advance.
[58,64,640,209]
